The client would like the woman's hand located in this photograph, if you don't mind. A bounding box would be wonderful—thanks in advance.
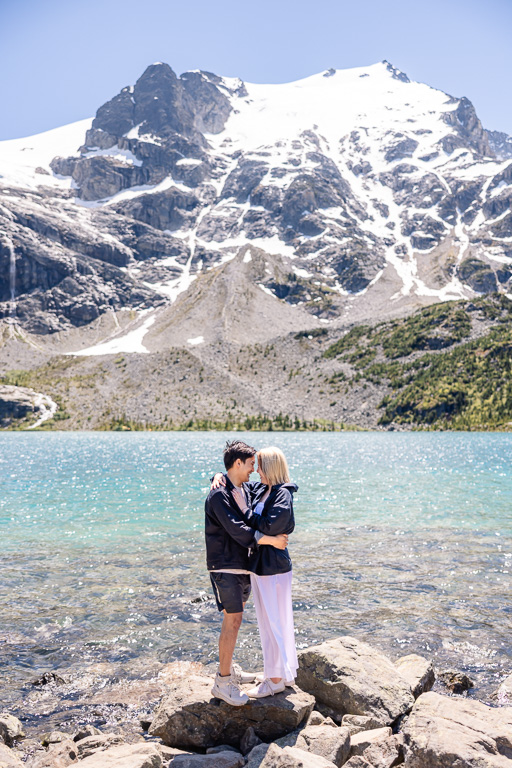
[259,533,289,550]
[210,473,226,490]
[232,488,248,512]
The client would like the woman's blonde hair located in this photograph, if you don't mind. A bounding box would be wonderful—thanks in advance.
[257,446,290,487]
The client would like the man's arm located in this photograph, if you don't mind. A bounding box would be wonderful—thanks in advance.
[208,490,257,548]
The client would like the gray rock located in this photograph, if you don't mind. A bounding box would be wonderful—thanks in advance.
[76,733,125,758]
[493,673,512,706]
[171,753,245,768]
[115,187,201,232]
[260,743,338,768]
[149,673,315,748]
[458,258,498,294]
[307,712,326,727]
[276,724,350,767]
[359,733,403,768]
[437,669,474,694]
[403,691,512,767]
[27,739,78,768]
[394,654,435,698]
[487,130,512,160]
[246,743,272,768]
[343,734,403,768]
[78,742,162,768]
[384,137,419,163]
[206,745,242,755]
[341,715,386,736]
[0,743,24,768]
[297,636,415,725]
[240,727,263,755]
[181,70,232,134]
[348,728,392,758]
[338,758,371,768]
[41,731,70,747]
[442,97,492,157]
[155,744,194,765]
[0,714,24,747]
[0,386,38,426]
[72,725,101,742]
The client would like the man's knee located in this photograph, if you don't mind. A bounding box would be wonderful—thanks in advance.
[223,610,243,629]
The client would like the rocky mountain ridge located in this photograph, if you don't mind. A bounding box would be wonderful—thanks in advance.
[1,60,512,429]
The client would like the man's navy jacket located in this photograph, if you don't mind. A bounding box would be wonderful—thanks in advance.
[205,474,257,571]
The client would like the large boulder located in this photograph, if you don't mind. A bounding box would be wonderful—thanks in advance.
[394,654,435,698]
[276,724,351,767]
[402,691,512,767]
[149,673,315,748]
[297,637,414,725]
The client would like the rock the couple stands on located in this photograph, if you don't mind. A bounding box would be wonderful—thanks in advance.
[204,440,298,705]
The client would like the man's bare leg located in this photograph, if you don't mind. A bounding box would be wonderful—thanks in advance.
[218,610,243,676]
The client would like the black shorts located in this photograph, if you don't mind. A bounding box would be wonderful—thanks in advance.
[209,572,251,614]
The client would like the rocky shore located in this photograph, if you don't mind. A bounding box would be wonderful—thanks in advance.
[2,636,511,768]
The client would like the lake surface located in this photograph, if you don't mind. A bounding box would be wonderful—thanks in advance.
[1,432,511,731]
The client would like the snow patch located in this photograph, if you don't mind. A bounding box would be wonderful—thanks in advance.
[83,146,143,166]
[258,283,275,296]
[70,313,156,356]
[0,117,93,190]
[176,158,203,167]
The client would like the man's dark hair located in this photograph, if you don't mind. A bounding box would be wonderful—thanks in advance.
[223,440,256,470]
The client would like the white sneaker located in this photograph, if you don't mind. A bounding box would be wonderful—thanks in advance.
[247,678,286,698]
[231,662,256,684]
[211,673,249,706]
[255,673,295,687]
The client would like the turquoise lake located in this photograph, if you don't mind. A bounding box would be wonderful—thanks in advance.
[1,432,511,727]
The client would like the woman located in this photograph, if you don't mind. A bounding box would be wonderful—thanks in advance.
[212,446,298,698]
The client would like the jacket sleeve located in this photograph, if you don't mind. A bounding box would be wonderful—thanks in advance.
[243,488,295,535]
[209,491,257,548]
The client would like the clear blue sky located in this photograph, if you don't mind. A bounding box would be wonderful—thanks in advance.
[0,0,511,140]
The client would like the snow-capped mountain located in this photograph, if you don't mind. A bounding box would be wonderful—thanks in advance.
[1,60,512,348]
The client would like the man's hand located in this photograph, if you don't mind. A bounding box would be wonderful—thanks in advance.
[259,533,289,550]
[211,472,226,490]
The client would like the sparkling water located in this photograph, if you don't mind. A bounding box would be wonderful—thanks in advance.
[1,432,511,727]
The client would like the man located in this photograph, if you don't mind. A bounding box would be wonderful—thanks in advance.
[205,439,288,706]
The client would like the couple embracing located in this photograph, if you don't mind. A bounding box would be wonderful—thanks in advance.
[205,440,298,706]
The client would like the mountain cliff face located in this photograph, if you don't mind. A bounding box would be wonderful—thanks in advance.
[1,59,512,344]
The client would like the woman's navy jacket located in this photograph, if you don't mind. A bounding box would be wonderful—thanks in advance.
[243,480,297,576]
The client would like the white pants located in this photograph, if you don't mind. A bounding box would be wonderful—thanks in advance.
[251,570,298,681]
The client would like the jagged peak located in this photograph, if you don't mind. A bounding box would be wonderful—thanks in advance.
[381,60,410,83]
[136,61,178,84]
